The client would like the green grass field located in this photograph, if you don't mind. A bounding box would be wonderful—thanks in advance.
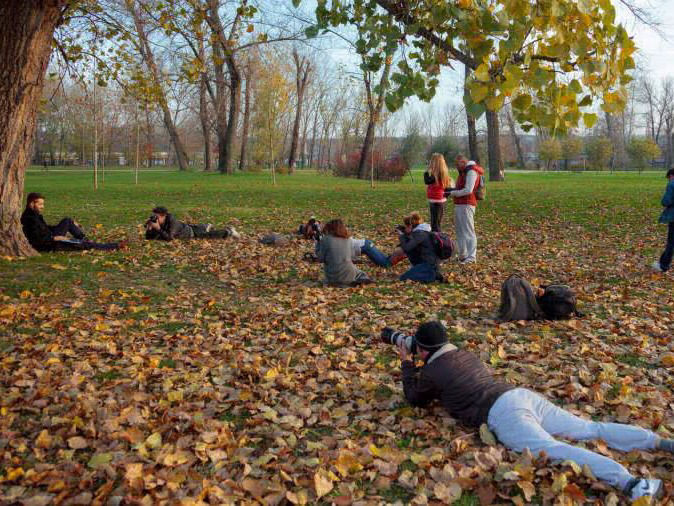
[0,170,672,505]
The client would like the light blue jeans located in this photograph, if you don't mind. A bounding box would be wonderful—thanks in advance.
[487,388,659,490]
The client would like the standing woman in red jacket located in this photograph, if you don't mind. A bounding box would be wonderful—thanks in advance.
[423,153,454,232]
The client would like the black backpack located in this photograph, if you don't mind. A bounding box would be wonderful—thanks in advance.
[537,284,582,319]
[431,232,455,260]
[498,274,544,321]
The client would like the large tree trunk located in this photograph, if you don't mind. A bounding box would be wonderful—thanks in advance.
[239,65,252,172]
[222,59,240,174]
[358,59,392,179]
[206,0,242,174]
[0,0,66,257]
[212,47,228,173]
[288,50,312,173]
[485,110,504,181]
[464,66,479,163]
[309,106,319,168]
[200,73,211,171]
[198,39,211,172]
[127,0,189,170]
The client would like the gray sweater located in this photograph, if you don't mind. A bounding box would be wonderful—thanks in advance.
[316,235,366,286]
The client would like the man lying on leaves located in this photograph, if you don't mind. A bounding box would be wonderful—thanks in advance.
[385,321,671,502]
[145,206,240,241]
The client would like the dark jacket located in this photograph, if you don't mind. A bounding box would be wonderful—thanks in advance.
[399,226,438,266]
[659,180,674,224]
[145,213,193,241]
[20,208,54,251]
[402,348,514,427]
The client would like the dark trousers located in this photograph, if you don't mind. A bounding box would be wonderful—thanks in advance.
[52,240,120,252]
[400,262,441,283]
[429,203,445,232]
[49,217,85,239]
[189,224,232,239]
[660,222,674,271]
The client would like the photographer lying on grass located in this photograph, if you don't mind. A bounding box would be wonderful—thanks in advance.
[145,206,240,241]
[387,321,671,502]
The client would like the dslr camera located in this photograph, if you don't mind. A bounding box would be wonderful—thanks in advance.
[146,214,159,226]
[381,327,417,354]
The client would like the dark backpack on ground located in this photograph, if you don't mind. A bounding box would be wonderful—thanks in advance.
[431,232,455,260]
[537,284,582,319]
[499,275,582,321]
[498,274,544,321]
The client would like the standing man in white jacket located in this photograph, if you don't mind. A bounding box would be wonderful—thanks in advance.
[447,155,484,264]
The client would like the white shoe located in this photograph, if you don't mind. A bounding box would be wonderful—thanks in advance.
[628,478,663,501]
[205,223,213,233]
[229,227,241,239]
[651,261,664,273]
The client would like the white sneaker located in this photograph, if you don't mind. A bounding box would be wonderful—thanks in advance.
[229,226,241,239]
[205,223,213,233]
[628,478,663,501]
[651,261,664,273]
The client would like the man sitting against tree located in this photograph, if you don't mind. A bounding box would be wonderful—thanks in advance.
[20,192,125,252]
[144,206,240,241]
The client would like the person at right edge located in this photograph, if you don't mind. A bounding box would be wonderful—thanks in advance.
[393,321,669,502]
[652,168,674,273]
[447,155,484,265]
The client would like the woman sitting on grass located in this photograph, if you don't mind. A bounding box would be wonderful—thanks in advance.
[315,219,373,287]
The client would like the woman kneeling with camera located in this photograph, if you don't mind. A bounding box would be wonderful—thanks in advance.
[398,211,443,283]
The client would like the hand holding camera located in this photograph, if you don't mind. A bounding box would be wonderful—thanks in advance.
[381,327,417,356]
[146,214,160,231]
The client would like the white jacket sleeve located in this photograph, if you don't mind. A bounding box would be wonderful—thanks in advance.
[449,170,478,198]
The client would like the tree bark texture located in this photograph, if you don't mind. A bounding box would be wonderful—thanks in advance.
[239,64,253,171]
[485,110,504,181]
[198,38,211,171]
[128,0,189,170]
[206,0,242,174]
[505,107,525,168]
[464,66,479,163]
[200,73,211,171]
[288,50,311,173]
[358,59,392,179]
[0,0,66,257]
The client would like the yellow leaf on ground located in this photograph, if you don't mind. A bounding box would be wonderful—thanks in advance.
[480,424,497,446]
[145,432,162,449]
[335,450,363,477]
[434,481,462,504]
[67,436,88,449]
[314,471,333,498]
[660,352,674,367]
[35,429,52,449]
[517,481,535,502]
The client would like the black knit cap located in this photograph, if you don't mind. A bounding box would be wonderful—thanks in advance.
[152,206,169,215]
[415,321,448,350]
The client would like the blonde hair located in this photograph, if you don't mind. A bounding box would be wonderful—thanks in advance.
[409,211,423,227]
[428,153,452,188]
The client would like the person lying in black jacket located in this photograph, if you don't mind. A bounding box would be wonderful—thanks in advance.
[20,192,125,252]
[145,206,240,241]
[396,321,671,503]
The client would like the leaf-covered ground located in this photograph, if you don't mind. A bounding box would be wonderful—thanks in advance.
[1,170,673,505]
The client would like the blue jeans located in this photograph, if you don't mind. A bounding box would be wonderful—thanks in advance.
[361,240,391,267]
[660,222,674,271]
[400,262,438,283]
